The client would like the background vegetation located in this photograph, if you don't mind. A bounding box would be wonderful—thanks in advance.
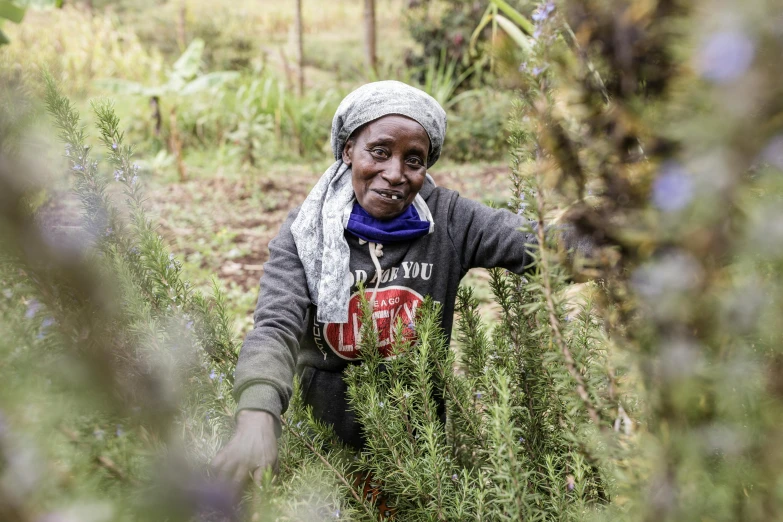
[1,0,782,520]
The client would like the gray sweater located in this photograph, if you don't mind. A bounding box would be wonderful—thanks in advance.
[234,179,536,447]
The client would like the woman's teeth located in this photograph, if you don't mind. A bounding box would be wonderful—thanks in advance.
[379,193,400,200]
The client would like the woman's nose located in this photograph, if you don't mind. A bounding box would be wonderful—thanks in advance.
[381,157,405,184]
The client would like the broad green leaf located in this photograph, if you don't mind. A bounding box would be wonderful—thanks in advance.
[494,14,533,52]
[171,38,205,82]
[0,1,25,23]
[470,6,495,53]
[94,78,160,97]
[180,71,239,96]
[488,0,535,36]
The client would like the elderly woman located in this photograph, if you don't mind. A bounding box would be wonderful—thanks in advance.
[212,81,540,484]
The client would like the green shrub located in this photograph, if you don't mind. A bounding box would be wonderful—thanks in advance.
[443,89,513,163]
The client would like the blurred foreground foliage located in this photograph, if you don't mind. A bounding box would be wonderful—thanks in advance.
[1,0,783,521]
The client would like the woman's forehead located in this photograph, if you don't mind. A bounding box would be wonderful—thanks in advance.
[355,115,430,147]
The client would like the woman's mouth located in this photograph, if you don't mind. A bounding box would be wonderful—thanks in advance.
[373,189,404,201]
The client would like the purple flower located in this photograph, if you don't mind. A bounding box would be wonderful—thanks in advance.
[209,369,217,380]
[378,401,384,408]
[697,31,755,83]
[186,320,194,330]
[112,142,118,150]
[25,299,40,319]
[116,424,124,437]
[532,9,547,22]
[114,169,123,181]
[652,162,693,212]
[762,135,783,170]
[475,391,483,399]
[451,473,458,481]
[72,164,83,172]
[130,174,138,186]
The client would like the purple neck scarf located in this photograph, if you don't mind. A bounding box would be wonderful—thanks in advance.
[346,202,431,243]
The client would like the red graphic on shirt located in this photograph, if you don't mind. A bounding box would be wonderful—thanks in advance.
[325,286,423,360]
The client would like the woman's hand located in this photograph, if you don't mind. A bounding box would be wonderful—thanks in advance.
[211,410,279,486]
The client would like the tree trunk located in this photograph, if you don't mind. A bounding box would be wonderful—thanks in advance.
[177,0,187,52]
[168,107,187,182]
[294,0,305,96]
[363,0,377,75]
[150,96,162,137]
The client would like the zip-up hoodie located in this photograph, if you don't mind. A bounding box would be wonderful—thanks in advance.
[233,179,536,448]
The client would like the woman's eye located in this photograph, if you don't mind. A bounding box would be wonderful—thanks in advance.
[371,148,388,157]
[407,157,423,167]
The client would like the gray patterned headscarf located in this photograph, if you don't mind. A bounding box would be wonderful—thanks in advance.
[290,81,447,324]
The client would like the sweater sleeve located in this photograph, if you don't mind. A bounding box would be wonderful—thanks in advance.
[447,194,537,274]
[233,207,311,425]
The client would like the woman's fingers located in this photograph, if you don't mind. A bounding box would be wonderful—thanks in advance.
[231,463,250,486]
[210,449,226,473]
[252,465,265,485]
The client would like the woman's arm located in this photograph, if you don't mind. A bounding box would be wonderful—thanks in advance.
[233,206,311,424]
[214,207,311,486]
[447,195,538,274]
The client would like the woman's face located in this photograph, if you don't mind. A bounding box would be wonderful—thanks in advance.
[343,114,430,220]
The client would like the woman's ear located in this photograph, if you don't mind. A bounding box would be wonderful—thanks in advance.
[342,139,353,166]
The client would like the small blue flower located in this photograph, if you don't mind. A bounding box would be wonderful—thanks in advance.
[652,161,693,212]
[209,369,217,380]
[762,135,783,170]
[129,246,140,255]
[186,320,194,330]
[451,473,458,481]
[114,170,123,181]
[72,164,83,172]
[105,227,113,236]
[475,391,483,399]
[378,401,384,408]
[532,9,547,22]
[116,424,124,437]
[130,174,138,186]
[25,299,40,319]
[698,31,755,83]
[112,142,118,150]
